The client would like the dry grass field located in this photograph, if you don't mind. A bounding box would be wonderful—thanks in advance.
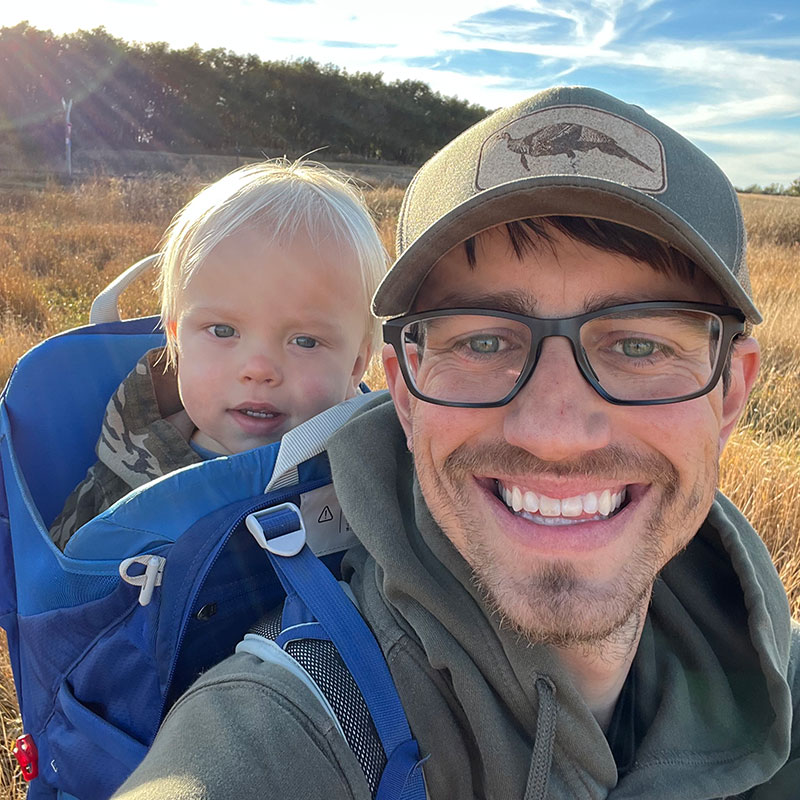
[0,177,798,796]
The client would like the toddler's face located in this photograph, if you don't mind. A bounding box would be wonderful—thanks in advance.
[173,225,371,455]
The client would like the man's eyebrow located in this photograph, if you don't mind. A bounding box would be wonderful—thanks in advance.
[581,292,678,313]
[419,290,679,316]
[421,290,538,315]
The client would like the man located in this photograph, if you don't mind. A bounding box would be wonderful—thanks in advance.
[117,87,799,798]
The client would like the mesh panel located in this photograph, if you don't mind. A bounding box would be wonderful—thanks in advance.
[286,638,387,797]
[248,608,388,797]
[248,606,283,640]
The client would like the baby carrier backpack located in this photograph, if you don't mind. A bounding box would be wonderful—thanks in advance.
[0,257,426,800]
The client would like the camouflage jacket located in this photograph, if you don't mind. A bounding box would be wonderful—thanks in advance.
[49,347,202,549]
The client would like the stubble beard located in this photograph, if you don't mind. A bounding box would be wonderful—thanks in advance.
[415,437,712,649]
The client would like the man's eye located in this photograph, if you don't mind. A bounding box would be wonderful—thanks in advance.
[293,336,318,349]
[617,338,657,358]
[468,335,500,354]
[208,324,236,339]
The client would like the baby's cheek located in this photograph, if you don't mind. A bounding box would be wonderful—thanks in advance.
[308,372,354,404]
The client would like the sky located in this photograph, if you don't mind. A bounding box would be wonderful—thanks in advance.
[3,0,800,188]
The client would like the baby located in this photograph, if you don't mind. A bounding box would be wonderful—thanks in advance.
[50,159,387,548]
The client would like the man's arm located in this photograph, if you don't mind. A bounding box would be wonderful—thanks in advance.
[113,652,371,800]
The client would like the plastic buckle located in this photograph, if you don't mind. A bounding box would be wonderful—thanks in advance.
[119,555,166,606]
[246,503,306,557]
[12,734,38,781]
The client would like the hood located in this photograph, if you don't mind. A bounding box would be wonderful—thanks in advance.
[328,394,794,798]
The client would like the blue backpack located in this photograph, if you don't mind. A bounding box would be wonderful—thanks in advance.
[0,258,426,800]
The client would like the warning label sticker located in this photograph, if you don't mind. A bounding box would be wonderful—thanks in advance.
[299,483,357,556]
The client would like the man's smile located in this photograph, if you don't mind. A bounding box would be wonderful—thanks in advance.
[461,475,653,557]
[497,481,628,524]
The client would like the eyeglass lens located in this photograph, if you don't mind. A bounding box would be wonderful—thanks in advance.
[401,309,723,404]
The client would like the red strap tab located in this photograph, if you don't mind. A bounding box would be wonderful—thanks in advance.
[12,734,39,781]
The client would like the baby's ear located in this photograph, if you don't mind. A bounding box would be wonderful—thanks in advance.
[350,342,372,391]
[165,319,177,339]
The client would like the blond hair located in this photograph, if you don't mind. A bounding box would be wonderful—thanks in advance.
[157,158,387,366]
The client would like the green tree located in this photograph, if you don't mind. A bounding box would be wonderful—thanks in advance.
[0,23,488,165]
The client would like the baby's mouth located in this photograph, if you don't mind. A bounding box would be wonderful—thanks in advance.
[238,408,278,419]
[495,480,630,526]
[232,401,283,420]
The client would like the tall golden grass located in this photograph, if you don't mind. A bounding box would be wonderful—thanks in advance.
[0,178,798,796]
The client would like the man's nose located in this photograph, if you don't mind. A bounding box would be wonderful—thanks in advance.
[239,349,282,384]
[503,336,612,461]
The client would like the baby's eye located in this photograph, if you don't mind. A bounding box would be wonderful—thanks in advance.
[207,324,237,339]
[293,335,318,349]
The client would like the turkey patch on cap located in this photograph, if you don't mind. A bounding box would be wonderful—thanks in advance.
[477,105,667,194]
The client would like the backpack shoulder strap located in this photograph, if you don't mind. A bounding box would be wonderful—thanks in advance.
[239,605,389,797]
[242,505,427,800]
[265,392,378,492]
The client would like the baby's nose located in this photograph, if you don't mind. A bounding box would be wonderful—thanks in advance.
[240,352,282,384]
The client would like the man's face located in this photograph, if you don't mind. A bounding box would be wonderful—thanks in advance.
[385,224,758,645]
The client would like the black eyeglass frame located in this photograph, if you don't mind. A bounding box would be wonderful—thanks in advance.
[382,301,746,408]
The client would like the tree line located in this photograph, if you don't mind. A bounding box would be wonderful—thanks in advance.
[0,22,488,165]
[738,179,800,197]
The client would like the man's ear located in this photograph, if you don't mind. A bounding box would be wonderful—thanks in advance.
[382,343,414,441]
[719,336,760,452]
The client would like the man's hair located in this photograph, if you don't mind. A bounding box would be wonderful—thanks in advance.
[464,216,737,392]
[464,217,697,281]
[158,158,388,366]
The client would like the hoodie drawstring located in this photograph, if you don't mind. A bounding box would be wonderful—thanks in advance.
[524,677,558,800]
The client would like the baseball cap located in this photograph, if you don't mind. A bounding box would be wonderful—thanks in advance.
[373,86,761,324]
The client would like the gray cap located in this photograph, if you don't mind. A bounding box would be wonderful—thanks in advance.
[374,86,761,324]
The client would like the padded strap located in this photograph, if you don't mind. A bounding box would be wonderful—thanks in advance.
[265,393,376,492]
[235,634,346,742]
[245,608,387,798]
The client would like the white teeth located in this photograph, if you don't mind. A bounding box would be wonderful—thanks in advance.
[538,496,561,516]
[582,492,599,514]
[241,409,275,418]
[498,483,628,521]
[560,496,583,517]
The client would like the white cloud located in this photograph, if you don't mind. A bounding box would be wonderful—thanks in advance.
[677,127,800,187]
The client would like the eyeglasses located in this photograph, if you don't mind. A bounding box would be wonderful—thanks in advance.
[383,302,745,407]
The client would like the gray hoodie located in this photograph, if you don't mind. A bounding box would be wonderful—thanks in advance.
[116,395,800,799]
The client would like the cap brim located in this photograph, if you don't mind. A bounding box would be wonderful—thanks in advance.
[374,175,762,324]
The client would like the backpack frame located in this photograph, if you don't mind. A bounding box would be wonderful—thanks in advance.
[0,260,425,799]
